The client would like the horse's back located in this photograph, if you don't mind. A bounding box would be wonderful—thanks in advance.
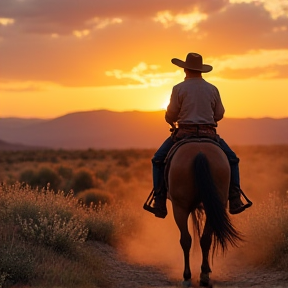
[168,142,230,209]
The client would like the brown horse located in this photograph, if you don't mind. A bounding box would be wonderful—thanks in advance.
[168,141,242,287]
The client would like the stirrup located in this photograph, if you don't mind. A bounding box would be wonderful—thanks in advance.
[239,189,253,208]
[143,189,155,213]
[143,190,167,219]
[229,189,253,215]
[229,201,252,215]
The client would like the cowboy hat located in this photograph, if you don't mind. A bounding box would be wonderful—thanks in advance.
[171,53,212,73]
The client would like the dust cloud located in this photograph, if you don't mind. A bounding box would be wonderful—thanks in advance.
[119,201,193,279]
[117,187,288,282]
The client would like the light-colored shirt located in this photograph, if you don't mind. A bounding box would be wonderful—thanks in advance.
[165,78,225,127]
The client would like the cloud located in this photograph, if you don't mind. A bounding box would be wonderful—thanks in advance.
[229,0,288,19]
[70,17,123,38]
[209,49,288,79]
[87,17,123,29]
[106,62,181,87]
[211,49,288,70]
[73,29,90,38]
[0,0,226,36]
[154,9,207,31]
[0,18,15,25]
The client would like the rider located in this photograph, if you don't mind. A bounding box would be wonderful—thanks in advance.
[144,52,252,218]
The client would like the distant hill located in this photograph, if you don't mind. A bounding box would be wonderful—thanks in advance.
[0,117,47,129]
[0,139,42,151]
[0,110,287,149]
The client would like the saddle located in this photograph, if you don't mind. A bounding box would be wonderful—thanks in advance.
[164,137,221,198]
[172,124,219,142]
[143,137,220,214]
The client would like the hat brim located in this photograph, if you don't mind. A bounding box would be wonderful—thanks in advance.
[171,58,213,73]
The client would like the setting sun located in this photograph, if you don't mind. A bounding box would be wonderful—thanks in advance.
[160,98,170,110]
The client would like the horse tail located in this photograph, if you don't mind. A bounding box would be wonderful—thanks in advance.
[193,152,242,254]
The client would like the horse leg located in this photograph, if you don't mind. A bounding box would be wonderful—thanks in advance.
[200,221,212,287]
[172,204,192,286]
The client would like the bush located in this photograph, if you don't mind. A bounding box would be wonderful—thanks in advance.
[35,167,61,191]
[0,224,35,286]
[71,168,103,195]
[19,169,36,185]
[57,165,73,179]
[77,189,112,206]
[0,183,87,253]
[0,242,35,286]
[96,169,111,182]
[72,169,96,194]
[19,167,61,191]
[18,213,88,253]
[84,202,139,246]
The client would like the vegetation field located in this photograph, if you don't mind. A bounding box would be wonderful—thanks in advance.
[0,145,288,287]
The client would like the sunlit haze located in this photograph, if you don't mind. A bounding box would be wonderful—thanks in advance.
[1,0,288,118]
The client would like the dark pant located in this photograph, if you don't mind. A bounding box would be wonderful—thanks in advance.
[218,138,240,187]
[152,136,240,191]
[152,137,174,191]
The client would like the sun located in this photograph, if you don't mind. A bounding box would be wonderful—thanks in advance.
[160,98,170,110]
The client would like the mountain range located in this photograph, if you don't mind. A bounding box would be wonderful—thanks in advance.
[1,110,287,150]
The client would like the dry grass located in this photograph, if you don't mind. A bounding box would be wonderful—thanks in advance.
[0,181,139,287]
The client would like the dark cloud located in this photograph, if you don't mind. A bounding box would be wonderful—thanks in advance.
[0,0,228,35]
[196,2,288,55]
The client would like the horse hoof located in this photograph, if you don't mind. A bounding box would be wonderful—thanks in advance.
[200,272,211,287]
[200,280,211,287]
[200,280,213,287]
[182,279,192,287]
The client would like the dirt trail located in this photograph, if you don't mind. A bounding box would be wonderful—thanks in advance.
[92,241,288,288]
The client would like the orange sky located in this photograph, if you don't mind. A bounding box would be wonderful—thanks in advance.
[1,0,288,119]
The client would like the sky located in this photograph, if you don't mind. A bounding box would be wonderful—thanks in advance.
[0,0,288,119]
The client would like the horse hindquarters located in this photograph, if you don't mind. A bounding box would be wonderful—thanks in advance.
[194,152,242,254]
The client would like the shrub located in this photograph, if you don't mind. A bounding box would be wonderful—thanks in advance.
[77,189,112,206]
[96,169,111,182]
[18,213,88,253]
[84,202,139,246]
[19,169,36,186]
[34,167,61,191]
[0,183,87,253]
[19,167,61,191]
[57,165,73,179]
[0,242,35,286]
[0,224,35,286]
[72,169,95,194]
[105,176,125,196]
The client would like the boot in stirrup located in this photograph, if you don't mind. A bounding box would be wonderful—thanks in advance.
[143,188,167,219]
[153,190,167,218]
[229,186,252,215]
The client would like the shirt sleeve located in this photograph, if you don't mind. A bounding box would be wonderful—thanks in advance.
[165,86,181,125]
[213,88,225,122]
